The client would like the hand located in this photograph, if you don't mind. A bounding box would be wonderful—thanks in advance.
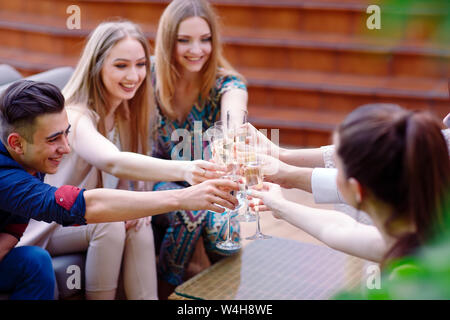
[183,160,226,185]
[260,154,297,189]
[179,179,239,213]
[125,217,151,231]
[247,182,286,219]
[243,123,280,157]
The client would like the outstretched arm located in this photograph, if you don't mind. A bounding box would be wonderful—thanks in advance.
[249,183,388,262]
[0,167,238,227]
[279,147,326,168]
[220,88,248,125]
[260,153,313,192]
[261,154,344,205]
[83,178,238,223]
[69,112,222,185]
[245,123,328,168]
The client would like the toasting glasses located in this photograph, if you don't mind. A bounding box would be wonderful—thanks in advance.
[210,110,272,248]
[226,110,256,223]
[244,129,272,241]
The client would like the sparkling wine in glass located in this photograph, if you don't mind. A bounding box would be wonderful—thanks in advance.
[227,110,256,222]
[215,175,242,251]
[245,160,272,241]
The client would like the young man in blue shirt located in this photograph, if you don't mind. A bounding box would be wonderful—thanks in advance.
[0,80,238,299]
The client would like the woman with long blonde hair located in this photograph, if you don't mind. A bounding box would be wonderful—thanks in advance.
[19,20,228,300]
[150,0,248,298]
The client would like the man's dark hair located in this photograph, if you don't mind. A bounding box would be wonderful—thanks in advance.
[0,80,65,143]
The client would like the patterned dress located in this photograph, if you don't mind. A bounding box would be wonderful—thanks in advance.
[150,57,247,286]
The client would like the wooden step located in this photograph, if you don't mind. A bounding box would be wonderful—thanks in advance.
[245,68,449,147]
[1,12,448,79]
[0,12,156,57]
[242,67,449,118]
[249,105,346,147]
[0,0,166,26]
[0,13,157,69]
[223,28,450,79]
[254,124,333,147]
[1,44,447,115]
[1,0,448,42]
[219,0,449,44]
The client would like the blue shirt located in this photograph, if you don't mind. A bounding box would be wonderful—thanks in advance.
[0,141,87,240]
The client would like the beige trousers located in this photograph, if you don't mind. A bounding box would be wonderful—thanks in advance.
[45,222,158,300]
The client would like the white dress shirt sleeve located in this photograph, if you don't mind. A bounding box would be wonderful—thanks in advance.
[311,168,345,204]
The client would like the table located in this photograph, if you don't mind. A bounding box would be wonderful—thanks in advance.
[169,237,372,300]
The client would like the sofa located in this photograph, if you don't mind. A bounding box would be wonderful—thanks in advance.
[0,64,87,300]
[0,65,74,94]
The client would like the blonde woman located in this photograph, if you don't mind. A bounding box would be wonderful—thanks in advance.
[19,20,227,300]
[150,0,248,297]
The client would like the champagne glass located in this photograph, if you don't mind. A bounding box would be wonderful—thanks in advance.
[225,125,246,216]
[206,121,242,251]
[207,121,227,212]
[215,173,242,251]
[210,123,224,166]
[245,136,272,240]
[227,110,256,223]
[215,124,244,251]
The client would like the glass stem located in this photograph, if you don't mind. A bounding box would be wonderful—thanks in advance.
[244,185,250,214]
[227,210,232,242]
[245,185,250,215]
[255,208,261,234]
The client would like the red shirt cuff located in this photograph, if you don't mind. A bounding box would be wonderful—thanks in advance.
[54,185,82,211]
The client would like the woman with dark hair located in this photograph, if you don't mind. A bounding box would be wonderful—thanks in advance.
[249,104,450,267]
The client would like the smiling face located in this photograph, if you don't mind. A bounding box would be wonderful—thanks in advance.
[175,16,212,75]
[101,37,147,107]
[20,110,71,175]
